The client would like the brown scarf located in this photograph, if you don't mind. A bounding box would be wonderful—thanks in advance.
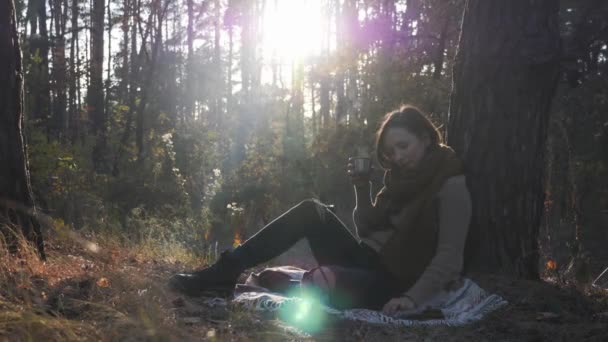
[374,144,464,290]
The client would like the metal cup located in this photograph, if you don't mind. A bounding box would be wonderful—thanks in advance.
[351,157,371,176]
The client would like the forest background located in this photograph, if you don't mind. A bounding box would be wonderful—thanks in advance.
[10,0,608,286]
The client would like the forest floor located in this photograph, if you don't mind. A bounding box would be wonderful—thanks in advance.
[1,232,608,341]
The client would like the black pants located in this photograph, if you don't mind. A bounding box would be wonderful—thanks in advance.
[238,199,402,310]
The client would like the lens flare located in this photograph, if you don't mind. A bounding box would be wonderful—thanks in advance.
[279,287,327,333]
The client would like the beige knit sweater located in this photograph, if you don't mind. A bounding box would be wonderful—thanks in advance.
[353,175,472,306]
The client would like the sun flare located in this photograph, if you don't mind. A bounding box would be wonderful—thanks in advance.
[262,0,328,61]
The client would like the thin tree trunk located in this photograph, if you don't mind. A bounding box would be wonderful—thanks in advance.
[76,18,83,143]
[226,21,233,115]
[185,0,194,121]
[432,15,450,80]
[88,0,107,171]
[240,2,252,98]
[310,74,316,137]
[51,0,68,139]
[68,0,79,143]
[319,75,330,129]
[112,0,154,175]
[118,0,129,99]
[334,0,346,126]
[319,0,331,129]
[88,0,105,134]
[0,0,46,259]
[25,0,52,123]
[104,0,112,123]
[136,0,170,164]
[213,0,222,128]
[447,0,561,278]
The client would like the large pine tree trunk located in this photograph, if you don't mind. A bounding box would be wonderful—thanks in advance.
[0,0,46,259]
[447,0,561,278]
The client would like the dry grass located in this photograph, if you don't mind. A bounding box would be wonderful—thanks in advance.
[1,220,607,341]
[0,221,210,341]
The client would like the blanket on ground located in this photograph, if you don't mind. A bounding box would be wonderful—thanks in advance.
[206,266,507,327]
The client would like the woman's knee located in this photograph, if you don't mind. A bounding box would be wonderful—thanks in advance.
[295,199,328,222]
[296,198,319,209]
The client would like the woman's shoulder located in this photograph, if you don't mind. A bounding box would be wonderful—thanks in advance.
[438,175,470,200]
[443,174,466,186]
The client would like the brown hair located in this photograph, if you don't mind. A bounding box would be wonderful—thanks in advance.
[375,105,443,169]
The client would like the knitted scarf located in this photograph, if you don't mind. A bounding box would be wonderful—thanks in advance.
[374,144,464,290]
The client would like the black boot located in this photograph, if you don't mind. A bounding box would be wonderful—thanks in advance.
[168,249,247,296]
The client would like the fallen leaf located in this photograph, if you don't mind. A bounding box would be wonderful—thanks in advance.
[96,277,110,288]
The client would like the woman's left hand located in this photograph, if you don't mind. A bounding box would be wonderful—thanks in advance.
[382,296,417,316]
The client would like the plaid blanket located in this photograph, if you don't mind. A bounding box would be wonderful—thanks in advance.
[204,266,507,328]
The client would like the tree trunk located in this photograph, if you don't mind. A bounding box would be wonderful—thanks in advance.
[88,0,105,133]
[104,0,112,124]
[88,0,107,171]
[112,0,155,175]
[185,0,194,122]
[25,0,51,123]
[226,18,233,116]
[310,73,316,137]
[118,0,130,100]
[240,1,253,98]
[334,0,346,126]
[213,0,222,128]
[432,15,449,80]
[319,74,330,129]
[136,0,169,164]
[447,0,561,278]
[51,0,68,139]
[68,0,80,143]
[0,0,46,259]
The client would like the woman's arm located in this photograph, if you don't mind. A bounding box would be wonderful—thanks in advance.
[352,182,384,238]
[401,175,472,306]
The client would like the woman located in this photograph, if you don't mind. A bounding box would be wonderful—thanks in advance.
[169,105,472,315]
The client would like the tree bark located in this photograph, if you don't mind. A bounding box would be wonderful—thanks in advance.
[136,0,169,164]
[68,0,80,143]
[25,0,51,123]
[118,0,130,100]
[432,15,450,80]
[104,0,112,125]
[240,1,253,97]
[88,0,105,134]
[185,0,194,122]
[0,0,46,259]
[447,0,561,278]
[51,0,68,139]
[213,0,222,128]
[88,0,107,171]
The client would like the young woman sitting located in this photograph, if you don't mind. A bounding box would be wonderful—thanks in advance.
[169,105,472,315]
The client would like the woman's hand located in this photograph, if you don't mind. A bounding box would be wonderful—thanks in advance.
[347,158,373,187]
[382,296,417,316]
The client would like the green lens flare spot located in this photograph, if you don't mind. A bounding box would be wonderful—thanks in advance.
[278,290,327,333]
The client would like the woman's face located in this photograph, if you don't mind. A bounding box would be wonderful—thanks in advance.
[382,127,430,171]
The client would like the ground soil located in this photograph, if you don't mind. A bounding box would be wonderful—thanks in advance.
[1,236,607,341]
